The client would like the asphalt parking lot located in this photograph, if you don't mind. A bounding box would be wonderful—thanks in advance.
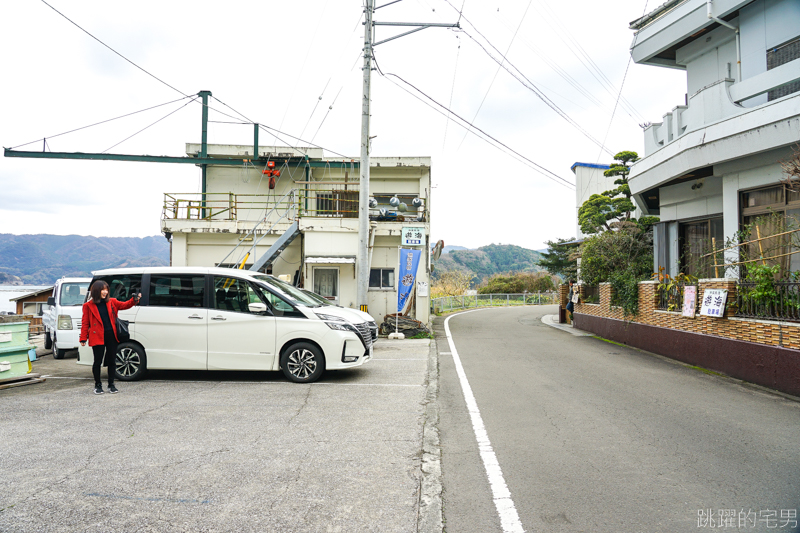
[1,337,439,533]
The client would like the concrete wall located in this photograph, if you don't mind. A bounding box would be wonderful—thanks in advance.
[740,0,800,107]
[658,176,723,222]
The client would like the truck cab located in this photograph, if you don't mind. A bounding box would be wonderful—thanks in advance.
[42,277,91,359]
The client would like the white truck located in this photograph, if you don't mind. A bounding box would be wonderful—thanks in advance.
[43,277,91,359]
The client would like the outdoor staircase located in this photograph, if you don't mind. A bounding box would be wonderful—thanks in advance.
[250,220,301,273]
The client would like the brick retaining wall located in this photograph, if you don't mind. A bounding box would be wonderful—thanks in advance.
[567,279,800,397]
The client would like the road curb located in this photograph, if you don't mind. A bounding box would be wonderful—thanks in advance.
[417,336,443,533]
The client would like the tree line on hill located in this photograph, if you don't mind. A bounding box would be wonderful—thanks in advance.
[0,234,170,285]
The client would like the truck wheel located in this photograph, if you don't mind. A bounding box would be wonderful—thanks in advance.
[114,343,147,381]
[53,336,67,359]
[45,330,52,350]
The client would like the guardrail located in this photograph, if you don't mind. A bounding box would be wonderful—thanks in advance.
[431,292,558,314]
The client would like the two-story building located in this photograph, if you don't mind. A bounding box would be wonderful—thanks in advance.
[161,144,431,325]
[627,0,800,276]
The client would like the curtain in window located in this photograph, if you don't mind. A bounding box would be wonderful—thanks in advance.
[314,269,338,298]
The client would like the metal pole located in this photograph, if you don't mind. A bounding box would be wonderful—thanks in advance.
[199,90,212,219]
[357,0,374,314]
[253,123,259,160]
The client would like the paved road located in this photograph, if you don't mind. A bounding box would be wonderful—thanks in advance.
[435,305,800,533]
[1,338,438,533]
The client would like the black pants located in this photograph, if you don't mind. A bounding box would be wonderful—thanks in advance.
[92,335,118,386]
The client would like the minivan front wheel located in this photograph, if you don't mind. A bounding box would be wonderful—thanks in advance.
[115,342,147,381]
[281,342,325,383]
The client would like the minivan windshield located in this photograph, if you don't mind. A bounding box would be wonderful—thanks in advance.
[251,275,322,308]
[59,283,89,306]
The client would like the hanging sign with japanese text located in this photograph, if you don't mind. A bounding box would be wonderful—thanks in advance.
[682,285,697,318]
[699,288,728,318]
[397,248,422,312]
[401,226,425,246]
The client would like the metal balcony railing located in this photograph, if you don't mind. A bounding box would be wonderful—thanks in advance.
[162,192,296,222]
[735,281,800,322]
[163,189,428,223]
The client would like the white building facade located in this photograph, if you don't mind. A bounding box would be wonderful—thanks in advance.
[162,144,431,325]
[572,162,616,238]
[627,0,800,277]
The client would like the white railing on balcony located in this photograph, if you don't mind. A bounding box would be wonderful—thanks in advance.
[643,58,800,157]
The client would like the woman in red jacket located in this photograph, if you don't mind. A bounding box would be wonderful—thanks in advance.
[80,281,140,395]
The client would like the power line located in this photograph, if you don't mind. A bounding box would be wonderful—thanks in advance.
[533,0,647,123]
[39,0,189,98]
[373,56,574,189]
[456,26,613,156]
[582,0,652,200]
[8,95,195,150]
[456,0,532,150]
[102,97,199,153]
[442,35,461,149]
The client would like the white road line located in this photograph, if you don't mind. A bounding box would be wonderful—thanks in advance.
[372,358,429,361]
[445,310,526,533]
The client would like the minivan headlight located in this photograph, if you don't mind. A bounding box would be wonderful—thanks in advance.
[315,313,346,322]
[324,321,352,331]
[57,315,73,330]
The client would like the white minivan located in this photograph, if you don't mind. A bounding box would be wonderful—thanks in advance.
[77,267,376,383]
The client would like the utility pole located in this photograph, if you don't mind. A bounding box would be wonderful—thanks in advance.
[356,2,458,314]
[357,0,375,313]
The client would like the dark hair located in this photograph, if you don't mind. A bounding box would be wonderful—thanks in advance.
[569,279,576,285]
[90,280,109,303]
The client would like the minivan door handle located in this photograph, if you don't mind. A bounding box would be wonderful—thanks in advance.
[211,316,226,321]
[188,314,203,319]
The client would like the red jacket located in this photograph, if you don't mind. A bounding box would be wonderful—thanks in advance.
[80,298,137,346]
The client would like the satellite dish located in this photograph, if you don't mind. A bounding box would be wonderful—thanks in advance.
[432,240,444,261]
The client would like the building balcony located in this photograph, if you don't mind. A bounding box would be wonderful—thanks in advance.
[160,189,427,236]
[630,76,800,196]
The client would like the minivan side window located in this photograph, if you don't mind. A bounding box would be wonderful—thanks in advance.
[149,275,205,308]
[92,275,143,302]
[254,283,306,318]
[213,276,266,314]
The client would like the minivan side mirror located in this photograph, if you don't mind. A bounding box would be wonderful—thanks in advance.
[248,302,269,314]
[47,297,55,306]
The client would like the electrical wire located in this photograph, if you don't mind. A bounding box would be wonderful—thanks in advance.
[8,95,194,150]
[535,0,646,123]
[373,55,574,189]
[456,0,532,150]
[272,0,334,146]
[456,26,613,156]
[39,0,189,98]
[442,34,461,149]
[581,0,652,200]
[102,97,199,153]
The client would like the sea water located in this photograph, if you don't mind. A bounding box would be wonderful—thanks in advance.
[0,286,50,314]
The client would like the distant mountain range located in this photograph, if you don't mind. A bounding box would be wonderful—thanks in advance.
[433,243,545,286]
[0,234,170,285]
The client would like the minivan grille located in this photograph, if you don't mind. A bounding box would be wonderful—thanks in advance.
[354,322,373,349]
[368,321,377,341]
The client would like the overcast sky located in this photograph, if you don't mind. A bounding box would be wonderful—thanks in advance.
[0,0,686,250]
